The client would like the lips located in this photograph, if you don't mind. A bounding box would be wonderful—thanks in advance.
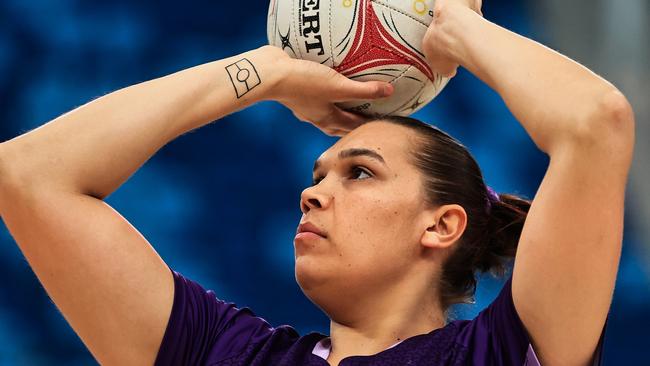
[296,222,327,238]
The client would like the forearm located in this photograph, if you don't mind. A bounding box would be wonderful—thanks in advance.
[440,6,631,153]
[1,47,278,199]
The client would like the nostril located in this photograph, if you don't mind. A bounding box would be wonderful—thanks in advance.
[308,198,321,208]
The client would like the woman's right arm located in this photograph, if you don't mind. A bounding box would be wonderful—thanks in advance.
[0,46,389,201]
[0,45,390,364]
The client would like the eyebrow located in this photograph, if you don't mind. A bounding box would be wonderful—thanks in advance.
[312,148,387,173]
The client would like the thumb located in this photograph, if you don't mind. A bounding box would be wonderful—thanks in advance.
[332,78,394,101]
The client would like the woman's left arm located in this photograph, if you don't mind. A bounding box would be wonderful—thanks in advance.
[424,2,635,365]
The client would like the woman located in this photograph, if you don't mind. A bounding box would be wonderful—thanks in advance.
[0,0,634,365]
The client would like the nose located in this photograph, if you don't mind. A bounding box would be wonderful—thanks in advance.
[300,185,331,214]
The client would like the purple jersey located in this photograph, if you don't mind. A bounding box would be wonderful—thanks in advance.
[155,269,606,365]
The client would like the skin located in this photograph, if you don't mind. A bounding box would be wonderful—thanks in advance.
[295,121,467,360]
[0,0,635,365]
[0,47,392,365]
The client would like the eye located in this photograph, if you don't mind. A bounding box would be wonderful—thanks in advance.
[311,165,372,186]
[350,166,372,181]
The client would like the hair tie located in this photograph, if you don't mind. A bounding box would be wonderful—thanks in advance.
[486,186,499,202]
[486,186,499,213]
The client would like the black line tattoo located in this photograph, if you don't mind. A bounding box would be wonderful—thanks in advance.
[225,58,262,98]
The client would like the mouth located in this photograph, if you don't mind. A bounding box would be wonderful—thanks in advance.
[294,231,326,241]
[296,222,327,238]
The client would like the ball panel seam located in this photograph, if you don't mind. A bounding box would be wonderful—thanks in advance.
[372,0,430,28]
[291,0,304,59]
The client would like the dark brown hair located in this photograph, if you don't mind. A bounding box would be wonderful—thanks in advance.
[372,116,531,316]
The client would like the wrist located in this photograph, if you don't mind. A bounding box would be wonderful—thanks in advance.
[208,46,288,107]
[432,3,484,66]
[244,46,290,103]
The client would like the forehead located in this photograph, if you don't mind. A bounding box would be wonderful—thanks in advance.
[314,122,415,169]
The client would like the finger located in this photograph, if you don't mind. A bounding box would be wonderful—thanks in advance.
[331,129,348,137]
[430,62,458,79]
[444,66,458,78]
[322,127,347,137]
[292,111,307,122]
[325,106,371,131]
[332,77,394,102]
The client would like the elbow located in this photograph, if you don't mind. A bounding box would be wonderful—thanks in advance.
[596,89,635,136]
[0,142,7,187]
[0,143,9,212]
[0,142,24,202]
[0,142,12,190]
[573,89,635,155]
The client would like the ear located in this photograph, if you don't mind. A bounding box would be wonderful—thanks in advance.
[420,204,467,250]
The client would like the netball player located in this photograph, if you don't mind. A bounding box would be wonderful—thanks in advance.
[0,0,634,364]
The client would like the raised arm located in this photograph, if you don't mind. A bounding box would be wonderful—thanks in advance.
[0,46,391,364]
[424,2,634,365]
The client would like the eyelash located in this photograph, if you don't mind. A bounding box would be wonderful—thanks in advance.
[311,166,372,186]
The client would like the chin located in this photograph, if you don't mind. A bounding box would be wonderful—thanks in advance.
[294,258,318,292]
[294,256,336,295]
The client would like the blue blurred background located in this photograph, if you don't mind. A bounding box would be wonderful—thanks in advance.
[0,0,648,364]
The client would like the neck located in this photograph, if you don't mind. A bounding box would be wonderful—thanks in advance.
[325,277,446,361]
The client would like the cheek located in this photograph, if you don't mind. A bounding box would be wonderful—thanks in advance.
[337,196,413,261]
[340,196,396,237]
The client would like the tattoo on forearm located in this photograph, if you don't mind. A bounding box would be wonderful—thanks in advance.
[225,58,262,98]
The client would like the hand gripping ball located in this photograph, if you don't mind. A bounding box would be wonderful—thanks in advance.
[267,0,450,117]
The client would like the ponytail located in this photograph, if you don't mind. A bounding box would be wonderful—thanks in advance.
[477,193,531,275]
[369,115,532,314]
[437,191,531,312]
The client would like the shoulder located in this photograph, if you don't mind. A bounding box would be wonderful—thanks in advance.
[452,276,533,364]
[156,270,305,365]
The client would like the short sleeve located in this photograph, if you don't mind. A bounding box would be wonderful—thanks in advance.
[455,276,531,365]
[457,275,608,366]
[154,269,275,366]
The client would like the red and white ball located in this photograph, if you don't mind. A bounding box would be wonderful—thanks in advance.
[267,0,449,117]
